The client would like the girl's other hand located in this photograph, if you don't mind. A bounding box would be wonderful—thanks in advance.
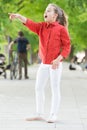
[51,59,60,69]
[51,55,63,69]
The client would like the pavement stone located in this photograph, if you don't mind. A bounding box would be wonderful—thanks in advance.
[0,62,87,130]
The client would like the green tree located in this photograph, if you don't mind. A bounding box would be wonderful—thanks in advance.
[68,0,87,52]
[0,0,87,58]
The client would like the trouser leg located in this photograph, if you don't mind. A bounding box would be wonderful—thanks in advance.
[50,62,62,115]
[23,53,28,77]
[18,53,22,78]
[35,63,49,115]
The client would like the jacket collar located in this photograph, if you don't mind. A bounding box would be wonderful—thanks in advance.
[46,22,59,28]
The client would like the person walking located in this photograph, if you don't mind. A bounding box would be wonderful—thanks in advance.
[9,3,71,122]
[9,31,30,80]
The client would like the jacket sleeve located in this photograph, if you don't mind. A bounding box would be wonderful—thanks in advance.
[24,19,42,35]
[60,27,71,58]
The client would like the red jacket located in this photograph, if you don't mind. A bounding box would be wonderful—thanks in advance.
[24,19,71,64]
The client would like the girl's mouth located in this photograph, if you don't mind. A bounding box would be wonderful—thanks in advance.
[45,15,47,18]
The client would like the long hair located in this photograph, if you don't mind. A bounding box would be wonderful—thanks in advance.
[48,3,68,28]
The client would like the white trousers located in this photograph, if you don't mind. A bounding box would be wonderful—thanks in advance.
[35,62,62,116]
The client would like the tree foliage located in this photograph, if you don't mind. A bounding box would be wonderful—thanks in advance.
[0,0,87,55]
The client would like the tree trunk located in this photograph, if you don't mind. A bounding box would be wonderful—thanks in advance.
[85,49,87,61]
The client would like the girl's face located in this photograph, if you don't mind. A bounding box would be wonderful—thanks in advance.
[44,5,58,23]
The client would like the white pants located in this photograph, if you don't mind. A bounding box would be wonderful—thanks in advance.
[35,62,62,116]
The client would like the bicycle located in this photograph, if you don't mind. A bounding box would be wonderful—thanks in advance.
[10,51,19,80]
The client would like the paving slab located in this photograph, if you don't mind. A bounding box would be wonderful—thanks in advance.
[0,62,87,130]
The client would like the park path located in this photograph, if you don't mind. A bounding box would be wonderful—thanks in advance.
[0,62,87,130]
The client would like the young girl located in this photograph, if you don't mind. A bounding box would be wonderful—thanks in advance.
[9,3,71,123]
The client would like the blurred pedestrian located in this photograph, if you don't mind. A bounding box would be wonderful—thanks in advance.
[9,31,30,79]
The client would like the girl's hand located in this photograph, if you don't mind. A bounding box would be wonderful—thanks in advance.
[51,55,63,69]
[51,59,60,69]
[8,13,27,23]
[8,13,20,20]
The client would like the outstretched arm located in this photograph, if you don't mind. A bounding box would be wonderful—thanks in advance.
[9,13,41,35]
[9,13,27,24]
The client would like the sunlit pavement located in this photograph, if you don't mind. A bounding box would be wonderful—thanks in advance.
[0,62,87,130]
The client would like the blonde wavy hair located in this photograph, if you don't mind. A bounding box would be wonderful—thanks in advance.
[48,3,68,28]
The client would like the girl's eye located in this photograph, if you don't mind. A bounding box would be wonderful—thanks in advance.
[47,10,50,12]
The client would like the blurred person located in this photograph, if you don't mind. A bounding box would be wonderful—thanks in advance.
[9,31,30,79]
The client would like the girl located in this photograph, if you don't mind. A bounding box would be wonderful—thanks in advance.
[9,3,71,123]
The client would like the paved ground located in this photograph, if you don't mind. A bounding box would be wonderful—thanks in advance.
[0,62,87,130]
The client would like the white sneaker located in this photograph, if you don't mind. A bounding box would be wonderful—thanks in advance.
[47,114,57,123]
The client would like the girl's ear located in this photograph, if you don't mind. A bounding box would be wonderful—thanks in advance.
[55,13,58,20]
